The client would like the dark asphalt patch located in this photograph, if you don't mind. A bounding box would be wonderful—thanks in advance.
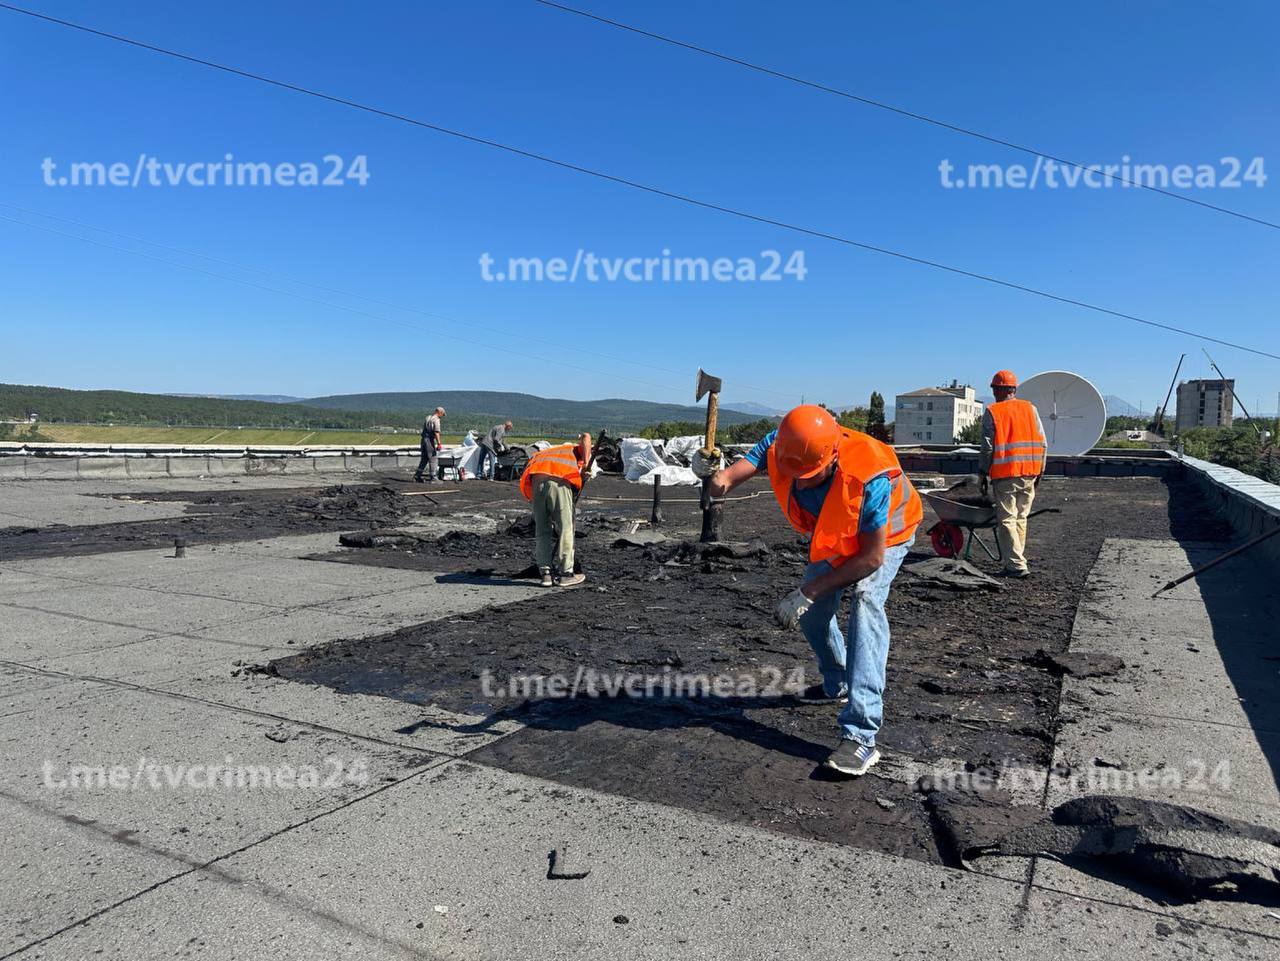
[271,475,1233,864]
[0,481,519,559]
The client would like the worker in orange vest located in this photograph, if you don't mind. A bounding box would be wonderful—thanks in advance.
[979,371,1047,578]
[519,433,592,587]
[695,405,922,776]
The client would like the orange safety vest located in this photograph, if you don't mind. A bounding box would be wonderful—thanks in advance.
[987,399,1046,479]
[519,444,584,501]
[768,428,922,565]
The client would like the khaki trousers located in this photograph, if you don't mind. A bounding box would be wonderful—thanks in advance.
[992,475,1037,572]
[532,476,576,575]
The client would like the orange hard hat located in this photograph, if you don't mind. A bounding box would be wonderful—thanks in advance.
[990,370,1018,388]
[775,405,841,479]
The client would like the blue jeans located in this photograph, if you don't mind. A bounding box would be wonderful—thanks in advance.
[476,446,497,480]
[798,539,912,746]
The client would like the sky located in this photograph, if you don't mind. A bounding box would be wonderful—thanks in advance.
[2,0,1278,415]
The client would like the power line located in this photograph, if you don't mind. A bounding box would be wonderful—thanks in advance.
[2,3,1277,363]
[532,0,1280,233]
[0,201,793,401]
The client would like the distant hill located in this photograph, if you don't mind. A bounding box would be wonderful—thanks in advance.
[296,390,761,431]
[0,384,759,437]
[1,384,412,433]
[170,393,304,404]
[721,400,785,417]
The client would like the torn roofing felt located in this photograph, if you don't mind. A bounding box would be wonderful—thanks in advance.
[925,789,1280,901]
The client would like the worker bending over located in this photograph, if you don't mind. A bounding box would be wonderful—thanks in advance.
[695,406,921,776]
[477,420,513,480]
[519,433,591,588]
[979,370,1047,578]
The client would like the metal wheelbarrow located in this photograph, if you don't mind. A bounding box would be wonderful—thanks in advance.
[923,489,1059,563]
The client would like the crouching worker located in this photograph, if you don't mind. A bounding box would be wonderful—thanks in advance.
[519,433,591,588]
[694,406,921,776]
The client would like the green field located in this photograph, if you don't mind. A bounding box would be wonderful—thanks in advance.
[4,423,559,446]
[11,424,414,446]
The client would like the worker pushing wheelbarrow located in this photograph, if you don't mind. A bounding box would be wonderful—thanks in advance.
[924,476,1058,566]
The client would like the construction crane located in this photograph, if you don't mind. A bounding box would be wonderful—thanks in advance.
[1201,349,1261,434]
[1152,353,1185,436]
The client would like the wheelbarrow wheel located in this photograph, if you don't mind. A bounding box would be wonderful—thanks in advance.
[930,522,965,559]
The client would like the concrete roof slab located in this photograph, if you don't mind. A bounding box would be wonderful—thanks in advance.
[0,611,158,663]
[1061,642,1280,732]
[32,757,1277,960]
[30,758,1026,961]
[1,583,275,635]
[0,682,443,867]
[147,667,526,758]
[0,483,188,528]
[26,633,277,681]
[0,791,185,956]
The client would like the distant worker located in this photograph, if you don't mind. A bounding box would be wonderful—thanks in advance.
[413,406,445,484]
[477,420,513,481]
[696,406,922,777]
[519,433,592,588]
[979,370,1047,578]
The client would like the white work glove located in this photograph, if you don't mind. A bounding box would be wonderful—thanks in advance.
[691,448,722,480]
[774,587,813,629]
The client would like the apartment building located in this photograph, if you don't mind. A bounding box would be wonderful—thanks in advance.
[894,381,983,443]
[1175,379,1234,430]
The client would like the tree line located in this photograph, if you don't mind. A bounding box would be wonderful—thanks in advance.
[0,383,720,439]
[639,393,897,446]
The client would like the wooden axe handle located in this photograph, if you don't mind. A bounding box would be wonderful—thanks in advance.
[703,393,719,453]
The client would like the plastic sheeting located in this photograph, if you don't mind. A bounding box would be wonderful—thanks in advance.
[446,443,482,478]
[620,437,700,487]
[660,435,706,465]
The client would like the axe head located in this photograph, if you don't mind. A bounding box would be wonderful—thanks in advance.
[695,368,722,401]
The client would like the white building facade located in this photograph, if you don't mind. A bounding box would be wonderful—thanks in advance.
[894,382,983,443]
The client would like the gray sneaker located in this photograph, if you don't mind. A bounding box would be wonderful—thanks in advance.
[824,739,881,776]
[555,572,586,587]
[539,568,553,588]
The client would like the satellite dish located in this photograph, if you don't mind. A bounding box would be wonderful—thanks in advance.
[1017,371,1107,456]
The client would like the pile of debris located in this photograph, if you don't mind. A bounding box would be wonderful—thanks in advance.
[924,784,1280,901]
[287,484,407,526]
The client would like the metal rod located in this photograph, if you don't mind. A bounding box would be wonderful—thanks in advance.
[1154,352,1185,434]
[1201,348,1257,427]
[1152,525,1280,597]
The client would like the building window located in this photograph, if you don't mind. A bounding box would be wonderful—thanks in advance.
[926,417,932,425]
[926,432,933,440]
[927,402,934,411]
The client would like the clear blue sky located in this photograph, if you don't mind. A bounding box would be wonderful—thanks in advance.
[3,0,1278,415]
